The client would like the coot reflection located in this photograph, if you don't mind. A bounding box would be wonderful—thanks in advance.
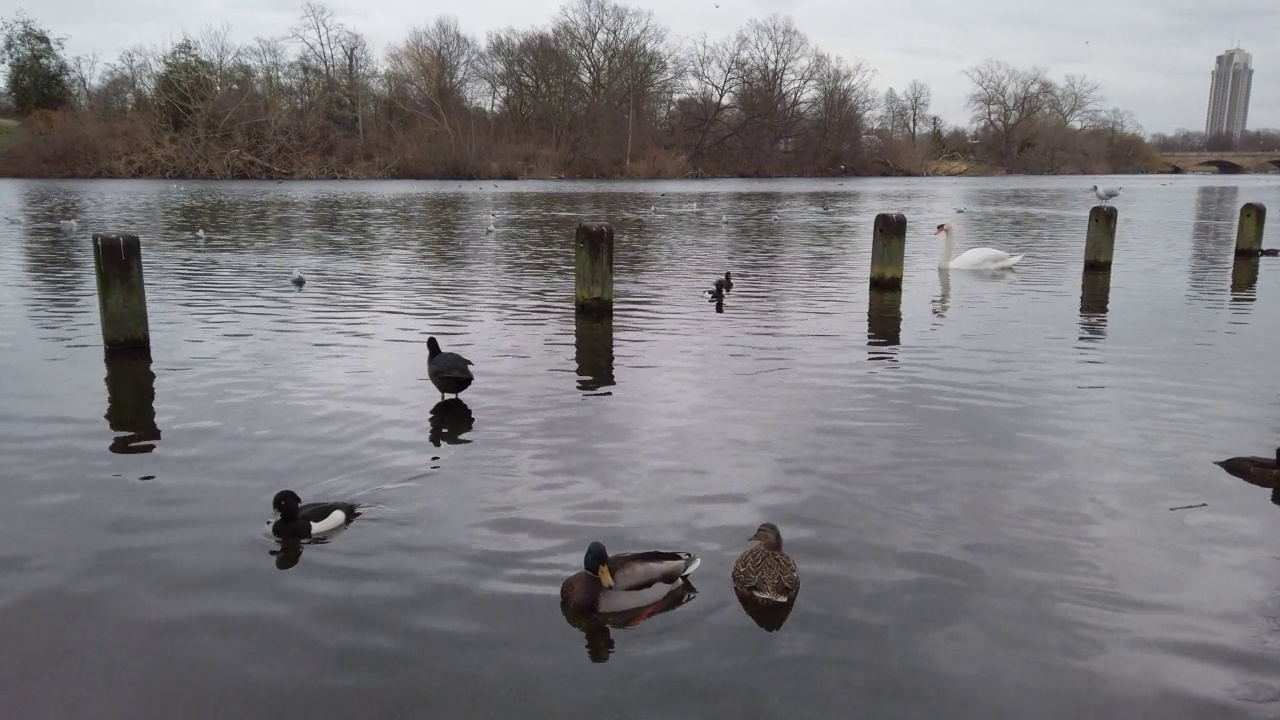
[429,398,474,446]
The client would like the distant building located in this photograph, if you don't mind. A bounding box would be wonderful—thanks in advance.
[1205,48,1253,141]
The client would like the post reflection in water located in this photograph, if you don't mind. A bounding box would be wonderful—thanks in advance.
[428,399,474,447]
[574,314,615,394]
[559,580,698,663]
[1229,256,1259,305]
[1078,271,1111,343]
[1188,185,1239,303]
[734,587,798,632]
[104,349,161,455]
[867,288,902,363]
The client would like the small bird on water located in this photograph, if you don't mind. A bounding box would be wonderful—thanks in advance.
[1092,185,1123,205]
[704,278,725,301]
[270,489,360,540]
[291,269,306,287]
[193,228,205,239]
[731,522,800,603]
[722,271,734,290]
[426,336,475,400]
[560,541,701,614]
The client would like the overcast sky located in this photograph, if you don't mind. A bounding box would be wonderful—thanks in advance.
[19,0,1280,135]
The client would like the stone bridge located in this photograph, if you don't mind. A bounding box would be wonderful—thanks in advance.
[1158,151,1280,173]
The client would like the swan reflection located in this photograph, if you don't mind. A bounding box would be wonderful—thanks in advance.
[429,398,474,446]
[559,579,698,663]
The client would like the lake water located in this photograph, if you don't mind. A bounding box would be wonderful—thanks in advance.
[2,174,1280,719]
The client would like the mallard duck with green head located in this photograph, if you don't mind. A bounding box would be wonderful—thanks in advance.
[560,541,701,614]
[731,523,799,603]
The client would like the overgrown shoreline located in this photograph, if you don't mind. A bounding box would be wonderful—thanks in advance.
[3,3,1161,183]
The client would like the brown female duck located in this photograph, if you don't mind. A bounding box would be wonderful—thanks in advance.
[1215,447,1280,488]
[731,523,800,603]
[560,541,701,614]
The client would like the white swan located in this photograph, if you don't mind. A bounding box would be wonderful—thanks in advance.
[291,269,306,287]
[935,223,1024,270]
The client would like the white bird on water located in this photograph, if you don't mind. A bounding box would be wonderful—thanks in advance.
[486,224,497,233]
[59,218,78,229]
[935,222,1024,270]
[291,270,306,288]
[1092,185,1123,205]
[953,207,967,213]
[193,228,205,239]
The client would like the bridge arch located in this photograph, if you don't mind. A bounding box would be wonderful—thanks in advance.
[1252,159,1280,173]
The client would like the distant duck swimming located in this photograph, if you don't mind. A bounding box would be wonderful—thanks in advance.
[1260,248,1279,257]
[704,278,725,301]
[426,336,475,400]
[560,541,701,614]
[722,271,734,290]
[271,489,360,540]
[291,269,305,287]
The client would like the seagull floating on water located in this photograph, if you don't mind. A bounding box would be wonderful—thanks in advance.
[59,219,78,229]
[193,228,205,239]
[1092,185,1123,205]
[771,214,780,222]
[953,207,967,213]
[291,269,306,288]
[486,224,497,233]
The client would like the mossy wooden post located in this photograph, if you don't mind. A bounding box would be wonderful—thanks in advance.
[1083,206,1118,271]
[1234,202,1266,257]
[869,213,907,289]
[575,222,613,317]
[92,233,150,353]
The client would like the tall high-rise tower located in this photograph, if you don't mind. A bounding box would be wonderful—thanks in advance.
[1205,48,1253,141]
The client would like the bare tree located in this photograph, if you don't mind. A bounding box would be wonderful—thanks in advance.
[385,17,480,140]
[902,79,930,145]
[964,60,1054,168]
[1050,73,1102,128]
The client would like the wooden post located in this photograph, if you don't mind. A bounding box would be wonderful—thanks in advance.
[869,213,907,290]
[1234,202,1266,257]
[575,222,613,317]
[1083,206,1118,271]
[92,233,150,352]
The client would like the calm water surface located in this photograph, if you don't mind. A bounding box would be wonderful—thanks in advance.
[2,175,1280,719]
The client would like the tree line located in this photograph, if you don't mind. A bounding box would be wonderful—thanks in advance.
[0,2,1158,179]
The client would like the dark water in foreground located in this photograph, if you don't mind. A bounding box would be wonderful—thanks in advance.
[2,175,1280,719]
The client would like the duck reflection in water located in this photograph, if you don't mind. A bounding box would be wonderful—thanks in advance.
[429,398,474,447]
[559,541,701,662]
[732,523,800,632]
[560,580,699,663]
